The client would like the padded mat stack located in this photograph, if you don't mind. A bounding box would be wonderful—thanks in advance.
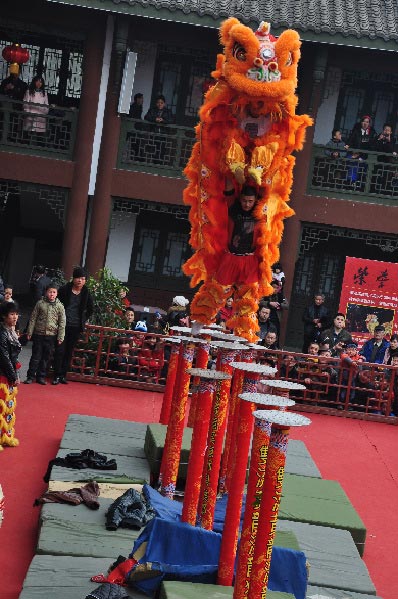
[18,555,143,599]
[19,414,380,599]
[144,424,321,482]
[52,415,151,485]
[279,474,367,556]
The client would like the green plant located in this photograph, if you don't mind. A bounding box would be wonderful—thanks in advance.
[86,267,128,327]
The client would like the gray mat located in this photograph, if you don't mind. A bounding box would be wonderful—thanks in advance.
[37,497,141,558]
[277,520,376,595]
[306,585,381,598]
[50,447,150,484]
[19,555,145,599]
[60,415,148,458]
[285,439,321,478]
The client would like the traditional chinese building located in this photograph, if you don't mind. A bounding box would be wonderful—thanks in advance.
[1,0,398,347]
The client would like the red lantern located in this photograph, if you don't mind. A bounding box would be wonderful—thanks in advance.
[2,43,29,75]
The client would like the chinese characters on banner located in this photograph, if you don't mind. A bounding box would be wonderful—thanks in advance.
[339,257,398,347]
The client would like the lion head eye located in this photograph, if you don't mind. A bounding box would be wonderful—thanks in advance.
[233,43,247,62]
[286,52,293,66]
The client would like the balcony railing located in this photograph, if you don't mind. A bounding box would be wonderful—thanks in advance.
[118,117,196,177]
[308,144,398,204]
[0,98,78,159]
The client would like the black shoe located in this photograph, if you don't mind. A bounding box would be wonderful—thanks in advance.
[59,377,68,384]
[52,378,60,385]
[24,378,33,384]
[37,378,47,385]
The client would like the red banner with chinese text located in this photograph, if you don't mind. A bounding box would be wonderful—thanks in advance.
[339,257,398,347]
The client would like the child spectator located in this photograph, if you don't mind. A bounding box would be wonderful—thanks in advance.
[3,286,13,302]
[115,288,131,316]
[109,337,137,379]
[216,296,234,329]
[123,307,135,331]
[25,285,66,385]
[325,128,347,159]
[271,262,285,288]
[137,334,164,382]
[339,342,363,404]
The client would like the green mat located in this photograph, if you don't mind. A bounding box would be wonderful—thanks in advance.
[144,424,321,481]
[37,498,141,558]
[19,555,144,599]
[306,585,382,599]
[278,520,376,595]
[279,474,367,556]
[159,581,294,599]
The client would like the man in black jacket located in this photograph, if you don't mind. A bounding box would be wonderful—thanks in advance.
[302,293,331,352]
[53,267,93,384]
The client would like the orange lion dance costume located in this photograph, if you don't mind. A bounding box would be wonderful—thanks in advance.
[183,18,312,341]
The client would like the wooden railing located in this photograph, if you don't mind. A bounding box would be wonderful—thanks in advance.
[308,144,398,204]
[118,117,195,177]
[69,325,397,422]
[0,98,78,159]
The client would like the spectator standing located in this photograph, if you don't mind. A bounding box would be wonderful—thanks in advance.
[344,115,377,157]
[302,293,331,352]
[266,279,288,337]
[319,313,353,356]
[30,266,51,303]
[256,303,277,341]
[123,306,136,331]
[144,95,173,126]
[25,285,65,385]
[23,76,49,135]
[383,334,398,365]
[0,274,4,301]
[0,301,21,449]
[360,325,389,364]
[0,67,27,101]
[129,93,143,119]
[53,267,93,385]
[165,296,190,331]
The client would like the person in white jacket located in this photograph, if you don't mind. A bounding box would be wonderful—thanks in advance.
[23,75,49,134]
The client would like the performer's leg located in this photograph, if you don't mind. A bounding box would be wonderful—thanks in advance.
[190,278,232,333]
[0,380,19,448]
[227,282,260,342]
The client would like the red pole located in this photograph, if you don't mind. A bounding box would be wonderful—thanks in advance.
[187,338,211,428]
[159,338,198,498]
[223,361,276,493]
[247,411,311,599]
[233,414,272,599]
[181,368,231,525]
[198,342,245,529]
[159,340,181,425]
[217,394,291,587]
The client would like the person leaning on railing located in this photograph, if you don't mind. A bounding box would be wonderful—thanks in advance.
[23,75,49,137]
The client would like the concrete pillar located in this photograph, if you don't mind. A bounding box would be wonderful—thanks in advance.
[62,21,106,278]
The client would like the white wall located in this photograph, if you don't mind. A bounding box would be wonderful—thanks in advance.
[313,67,342,144]
[105,206,137,282]
[130,40,157,117]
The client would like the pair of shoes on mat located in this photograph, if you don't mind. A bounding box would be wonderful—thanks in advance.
[52,377,68,385]
[37,378,47,385]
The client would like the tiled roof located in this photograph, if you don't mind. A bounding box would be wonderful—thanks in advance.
[112,0,398,43]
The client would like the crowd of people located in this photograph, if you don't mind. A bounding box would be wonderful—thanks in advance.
[1,262,398,451]
[319,115,398,193]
